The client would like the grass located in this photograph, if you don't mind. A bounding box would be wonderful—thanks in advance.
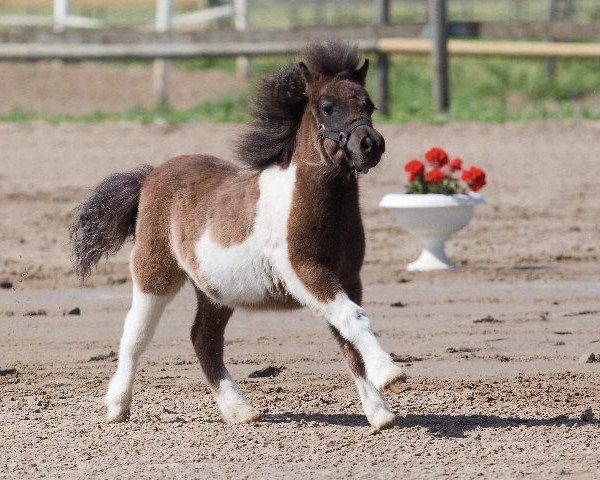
[0,92,248,124]
[375,57,600,123]
[2,57,600,125]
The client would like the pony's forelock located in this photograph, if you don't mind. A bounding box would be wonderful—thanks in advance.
[302,41,361,78]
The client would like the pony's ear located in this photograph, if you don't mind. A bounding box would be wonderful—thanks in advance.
[354,59,369,85]
[298,61,314,86]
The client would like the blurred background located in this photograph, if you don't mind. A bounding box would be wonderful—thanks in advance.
[1,0,599,123]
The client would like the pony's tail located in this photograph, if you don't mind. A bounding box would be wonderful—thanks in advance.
[69,165,154,281]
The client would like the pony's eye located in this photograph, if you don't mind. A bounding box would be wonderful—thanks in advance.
[323,104,334,116]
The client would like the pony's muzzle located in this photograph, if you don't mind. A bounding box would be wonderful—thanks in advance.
[348,125,385,171]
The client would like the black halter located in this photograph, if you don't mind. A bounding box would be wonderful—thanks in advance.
[316,118,373,177]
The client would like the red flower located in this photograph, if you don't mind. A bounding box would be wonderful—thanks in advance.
[404,159,425,178]
[425,147,448,167]
[424,168,444,184]
[449,157,462,170]
[461,166,486,192]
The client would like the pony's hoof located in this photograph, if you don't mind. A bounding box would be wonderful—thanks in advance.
[386,379,411,394]
[374,365,407,392]
[367,406,396,430]
[222,403,261,424]
[106,406,130,423]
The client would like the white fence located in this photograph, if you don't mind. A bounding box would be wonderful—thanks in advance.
[0,0,247,105]
[0,0,240,32]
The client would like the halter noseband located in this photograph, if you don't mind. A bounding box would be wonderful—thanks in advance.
[317,118,372,150]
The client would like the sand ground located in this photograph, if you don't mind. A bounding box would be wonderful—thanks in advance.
[1,117,600,479]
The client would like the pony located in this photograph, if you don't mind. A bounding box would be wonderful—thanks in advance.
[70,40,407,430]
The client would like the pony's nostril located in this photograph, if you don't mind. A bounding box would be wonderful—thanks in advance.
[360,136,373,153]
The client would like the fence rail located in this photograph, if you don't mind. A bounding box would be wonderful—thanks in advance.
[2,35,599,61]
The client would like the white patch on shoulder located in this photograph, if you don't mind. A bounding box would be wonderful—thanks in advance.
[193,164,297,306]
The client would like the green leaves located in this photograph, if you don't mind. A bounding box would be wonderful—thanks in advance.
[405,177,464,195]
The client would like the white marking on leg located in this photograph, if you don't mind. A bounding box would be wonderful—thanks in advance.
[104,283,173,422]
[271,272,405,390]
[354,377,396,430]
[323,293,406,391]
[214,375,260,424]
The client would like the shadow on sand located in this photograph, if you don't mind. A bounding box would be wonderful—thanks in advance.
[262,412,597,437]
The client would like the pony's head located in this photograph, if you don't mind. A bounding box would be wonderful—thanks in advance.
[300,41,385,175]
[237,40,385,174]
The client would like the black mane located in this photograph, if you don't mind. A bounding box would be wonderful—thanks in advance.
[236,41,362,170]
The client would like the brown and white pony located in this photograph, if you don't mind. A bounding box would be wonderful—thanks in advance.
[70,41,406,430]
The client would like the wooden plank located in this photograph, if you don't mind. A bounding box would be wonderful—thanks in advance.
[0,41,309,61]
[377,38,600,59]
[0,38,599,62]
[448,39,600,59]
[63,14,105,29]
[0,15,52,28]
[377,38,430,55]
[172,5,233,28]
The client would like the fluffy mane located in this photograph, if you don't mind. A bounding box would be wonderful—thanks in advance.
[236,41,362,170]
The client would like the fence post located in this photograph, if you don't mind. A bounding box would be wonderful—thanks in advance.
[429,0,449,114]
[375,0,390,116]
[53,0,69,32]
[234,0,250,77]
[153,0,172,106]
[547,0,574,80]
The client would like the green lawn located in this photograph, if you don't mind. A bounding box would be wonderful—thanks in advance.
[377,56,600,122]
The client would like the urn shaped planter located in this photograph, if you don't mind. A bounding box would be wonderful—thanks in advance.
[379,193,485,271]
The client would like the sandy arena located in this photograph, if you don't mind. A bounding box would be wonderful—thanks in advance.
[0,64,599,478]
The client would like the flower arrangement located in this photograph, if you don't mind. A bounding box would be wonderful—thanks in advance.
[404,147,486,195]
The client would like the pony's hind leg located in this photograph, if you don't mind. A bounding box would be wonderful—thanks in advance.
[191,288,260,424]
[104,283,176,422]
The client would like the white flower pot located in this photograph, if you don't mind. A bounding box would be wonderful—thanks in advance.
[379,193,485,271]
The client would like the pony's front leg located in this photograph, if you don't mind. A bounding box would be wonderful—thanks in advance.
[329,326,397,430]
[325,278,401,429]
[283,265,406,428]
[191,288,260,424]
[325,294,406,393]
